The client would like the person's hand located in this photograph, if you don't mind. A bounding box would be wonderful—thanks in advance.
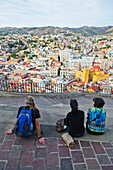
[38,138,46,145]
[5,129,14,135]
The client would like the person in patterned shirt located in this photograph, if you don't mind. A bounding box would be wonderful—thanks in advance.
[86,97,106,135]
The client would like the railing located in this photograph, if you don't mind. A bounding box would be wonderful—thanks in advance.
[0,80,64,93]
[0,79,112,94]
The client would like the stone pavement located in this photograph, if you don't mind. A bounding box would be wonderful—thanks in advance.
[0,92,113,169]
[0,134,113,170]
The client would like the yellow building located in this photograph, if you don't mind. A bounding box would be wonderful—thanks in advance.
[82,69,90,82]
[76,63,90,82]
[76,65,109,83]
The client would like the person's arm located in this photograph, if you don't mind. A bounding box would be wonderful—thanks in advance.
[5,119,17,135]
[102,109,106,121]
[5,106,22,135]
[12,119,17,132]
[82,111,85,123]
[65,113,69,126]
[35,118,46,145]
[87,108,90,121]
[35,118,41,138]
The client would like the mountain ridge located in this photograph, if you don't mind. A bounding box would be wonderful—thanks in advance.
[0,25,113,36]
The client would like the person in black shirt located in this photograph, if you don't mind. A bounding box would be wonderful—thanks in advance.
[65,99,85,137]
[5,96,46,145]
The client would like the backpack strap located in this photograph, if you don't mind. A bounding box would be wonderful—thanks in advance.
[22,106,26,110]
[90,109,102,122]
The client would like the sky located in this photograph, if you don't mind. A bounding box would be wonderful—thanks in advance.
[0,0,113,28]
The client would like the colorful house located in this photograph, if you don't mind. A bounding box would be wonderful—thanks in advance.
[76,65,109,83]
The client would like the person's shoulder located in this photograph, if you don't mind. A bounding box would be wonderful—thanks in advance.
[67,111,72,116]
[18,106,25,111]
[32,107,41,118]
[18,106,26,116]
[88,107,95,111]
[32,107,40,115]
[19,106,24,109]
[68,111,72,114]
[102,108,106,113]
[32,107,39,112]
[78,110,84,114]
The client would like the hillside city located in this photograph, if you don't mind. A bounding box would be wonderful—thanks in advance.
[0,32,113,94]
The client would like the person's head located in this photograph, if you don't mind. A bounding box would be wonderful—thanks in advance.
[25,96,35,108]
[70,99,78,112]
[93,97,105,108]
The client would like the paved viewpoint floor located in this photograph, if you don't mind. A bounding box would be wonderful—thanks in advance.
[0,93,113,170]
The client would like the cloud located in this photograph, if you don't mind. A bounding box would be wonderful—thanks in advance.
[0,0,113,27]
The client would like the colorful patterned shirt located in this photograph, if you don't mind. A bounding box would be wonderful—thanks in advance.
[87,107,106,133]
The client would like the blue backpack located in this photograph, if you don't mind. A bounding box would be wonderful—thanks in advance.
[14,107,32,137]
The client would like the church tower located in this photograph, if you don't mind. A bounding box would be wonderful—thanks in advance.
[82,66,90,82]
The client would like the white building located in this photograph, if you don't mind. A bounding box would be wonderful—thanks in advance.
[70,56,94,68]
[60,68,68,77]
[50,67,58,77]
[59,49,70,67]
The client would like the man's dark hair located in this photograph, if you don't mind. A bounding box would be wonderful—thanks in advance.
[70,99,78,112]
[93,98,105,108]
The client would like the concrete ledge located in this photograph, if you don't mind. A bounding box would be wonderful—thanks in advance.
[0,91,82,98]
[0,91,113,98]
[1,121,113,142]
[31,124,113,142]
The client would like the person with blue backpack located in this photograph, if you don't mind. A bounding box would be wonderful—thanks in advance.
[5,96,46,145]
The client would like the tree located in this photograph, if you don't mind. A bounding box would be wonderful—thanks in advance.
[104,55,108,59]
[23,46,28,50]
[42,44,47,47]
[55,37,58,40]
[29,56,33,59]
[50,39,54,42]
[0,37,4,40]
[24,51,30,54]
[106,44,111,49]
[14,41,18,45]
[8,43,14,48]
[33,40,37,43]
[77,36,80,40]
[32,44,37,48]
[19,40,24,46]
[72,39,77,42]
[11,52,17,59]
[67,45,71,49]
[17,46,21,51]
[28,39,31,44]
[95,55,99,57]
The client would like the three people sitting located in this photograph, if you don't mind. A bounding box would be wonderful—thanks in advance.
[5,96,106,143]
